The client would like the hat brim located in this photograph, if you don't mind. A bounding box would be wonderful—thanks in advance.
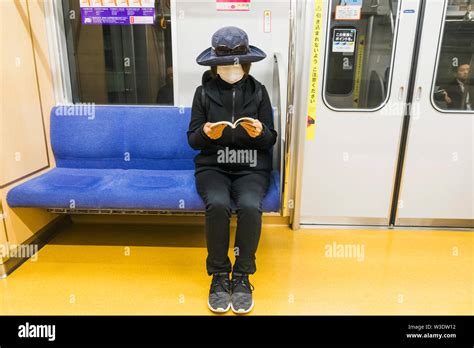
[196,45,267,66]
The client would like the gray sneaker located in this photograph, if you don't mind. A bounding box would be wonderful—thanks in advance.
[208,273,231,313]
[230,273,254,314]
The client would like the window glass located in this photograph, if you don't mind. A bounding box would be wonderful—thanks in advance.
[433,0,474,112]
[62,0,173,105]
[324,0,399,110]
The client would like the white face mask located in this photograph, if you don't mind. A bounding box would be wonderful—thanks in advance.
[217,64,244,84]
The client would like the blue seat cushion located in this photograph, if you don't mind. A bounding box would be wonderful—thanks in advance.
[7,168,280,212]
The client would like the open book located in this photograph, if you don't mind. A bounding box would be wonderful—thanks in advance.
[210,117,256,129]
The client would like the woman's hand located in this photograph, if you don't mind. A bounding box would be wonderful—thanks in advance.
[241,119,263,138]
[203,122,226,140]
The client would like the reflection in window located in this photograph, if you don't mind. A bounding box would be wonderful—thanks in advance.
[324,0,399,110]
[433,0,473,112]
[62,0,173,105]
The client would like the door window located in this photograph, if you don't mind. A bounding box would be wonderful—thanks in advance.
[432,0,474,112]
[324,0,399,110]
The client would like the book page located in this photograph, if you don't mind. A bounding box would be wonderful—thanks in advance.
[234,117,256,127]
[210,117,257,129]
[234,117,256,125]
[211,121,234,128]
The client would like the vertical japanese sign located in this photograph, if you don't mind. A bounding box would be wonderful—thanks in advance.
[80,0,155,25]
[306,0,323,141]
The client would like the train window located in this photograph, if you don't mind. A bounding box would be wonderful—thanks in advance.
[432,0,474,112]
[324,0,399,110]
[62,0,173,105]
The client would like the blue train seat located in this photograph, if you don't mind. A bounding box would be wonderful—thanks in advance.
[7,106,281,213]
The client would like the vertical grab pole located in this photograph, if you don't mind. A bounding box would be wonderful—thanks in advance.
[281,0,298,218]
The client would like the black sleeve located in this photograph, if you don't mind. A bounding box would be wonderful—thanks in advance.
[247,85,278,150]
[433,86,446,102]
[187,86,215,150]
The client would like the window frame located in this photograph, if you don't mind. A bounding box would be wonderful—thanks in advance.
[322,0,402,112]
[430,0,474,115]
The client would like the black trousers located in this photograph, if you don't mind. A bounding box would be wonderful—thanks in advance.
[195,169,270,275]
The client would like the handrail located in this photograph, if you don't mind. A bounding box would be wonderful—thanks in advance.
[272,52,288,215]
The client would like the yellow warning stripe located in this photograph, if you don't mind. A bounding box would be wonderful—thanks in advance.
[305,0,323,141]
[352,34,365,108]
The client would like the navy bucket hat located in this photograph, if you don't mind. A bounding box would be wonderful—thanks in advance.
[196,26,267,66]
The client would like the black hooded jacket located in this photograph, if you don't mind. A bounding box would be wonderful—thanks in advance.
[187,70,277,175]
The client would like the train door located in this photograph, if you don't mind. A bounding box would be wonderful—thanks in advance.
[395,0,473,228]
[298,0,421,225]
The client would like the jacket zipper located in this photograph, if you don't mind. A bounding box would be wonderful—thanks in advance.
[231,87,235,145]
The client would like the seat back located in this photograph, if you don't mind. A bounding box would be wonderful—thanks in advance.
[51,106,199,170]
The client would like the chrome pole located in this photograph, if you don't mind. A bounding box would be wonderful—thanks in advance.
[281,0,298,219]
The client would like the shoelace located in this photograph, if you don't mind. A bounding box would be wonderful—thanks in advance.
[231,274,254,293]
[211,274,230,293]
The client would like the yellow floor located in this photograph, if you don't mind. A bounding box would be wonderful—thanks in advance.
[0,223,472,315]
